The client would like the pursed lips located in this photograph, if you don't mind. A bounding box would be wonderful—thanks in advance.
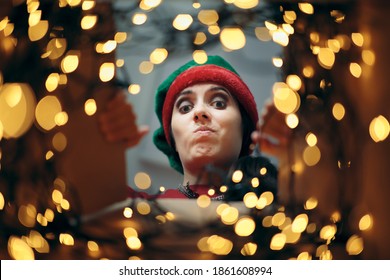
[193,126,215,134]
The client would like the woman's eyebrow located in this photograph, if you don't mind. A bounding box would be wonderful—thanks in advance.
[177,86,230,98]
[174,90,193,107]
[209,86,231,96]
[174,90,193,104]
[178,89,194,96]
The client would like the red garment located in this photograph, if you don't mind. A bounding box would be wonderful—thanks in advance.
[127,185,217,199]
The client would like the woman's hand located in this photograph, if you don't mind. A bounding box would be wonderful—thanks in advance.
[251,99,292,157]
[99,92,149,148]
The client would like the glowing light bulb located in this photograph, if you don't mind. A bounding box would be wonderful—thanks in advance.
[220,27,246,50]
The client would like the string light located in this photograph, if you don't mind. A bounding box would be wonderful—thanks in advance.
[172,14,193,31]
[0,0,385,261]
[220,27,246,50]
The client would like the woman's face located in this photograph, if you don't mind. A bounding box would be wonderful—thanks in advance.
[171,83,243,171]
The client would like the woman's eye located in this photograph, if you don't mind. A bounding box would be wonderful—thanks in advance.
[211,99,227,109]
[178,103,192,114]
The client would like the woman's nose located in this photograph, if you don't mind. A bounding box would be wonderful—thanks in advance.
[193,105,210,122]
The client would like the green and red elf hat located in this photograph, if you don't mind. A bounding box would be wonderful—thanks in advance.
[153,55,258,174]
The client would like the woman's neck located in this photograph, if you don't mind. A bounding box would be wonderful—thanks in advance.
[182,165,228,186]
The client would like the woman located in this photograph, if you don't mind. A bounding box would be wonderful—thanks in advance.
[100,55,290,199]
